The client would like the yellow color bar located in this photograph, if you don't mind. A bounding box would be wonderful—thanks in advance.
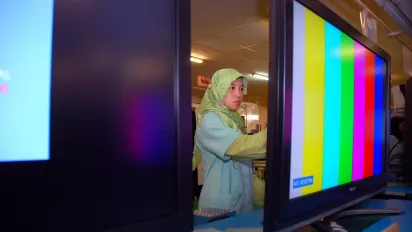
[302,8,326,196]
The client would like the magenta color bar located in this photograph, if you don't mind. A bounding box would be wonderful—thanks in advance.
[352,42,366,181]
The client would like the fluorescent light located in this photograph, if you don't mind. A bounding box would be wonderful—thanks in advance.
[247,115,259,120]
[190,57,203,63]
[252,73,268,81]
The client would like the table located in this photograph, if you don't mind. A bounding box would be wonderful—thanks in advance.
[194,186,412,231]
[363,186,412,232]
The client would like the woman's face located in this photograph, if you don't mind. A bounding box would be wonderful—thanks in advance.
[223,78,244,110]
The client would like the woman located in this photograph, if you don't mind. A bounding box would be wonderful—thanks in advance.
[389,116,405,174]
[192,68,267,215]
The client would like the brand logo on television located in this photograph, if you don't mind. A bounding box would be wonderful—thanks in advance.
[349,187,356,192]
[292,176,314,189]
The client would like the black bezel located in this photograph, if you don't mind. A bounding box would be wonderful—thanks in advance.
[264,0,391,231]
[105,0,193,231]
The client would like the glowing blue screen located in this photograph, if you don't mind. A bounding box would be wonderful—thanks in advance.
[0,0,54,162]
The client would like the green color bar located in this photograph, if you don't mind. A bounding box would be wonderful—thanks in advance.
[339,33,355,184]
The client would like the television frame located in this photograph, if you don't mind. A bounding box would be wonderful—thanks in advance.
[105,0,193,231]
[264,0,391,231]
[403,79,412,181]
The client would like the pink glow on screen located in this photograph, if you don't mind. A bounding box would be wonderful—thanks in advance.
[122,92,175,163]
[0,84,9,94]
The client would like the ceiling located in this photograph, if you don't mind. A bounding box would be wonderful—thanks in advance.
[191,0,412,107]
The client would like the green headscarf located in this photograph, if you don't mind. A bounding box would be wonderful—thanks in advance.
[192,68,248,170]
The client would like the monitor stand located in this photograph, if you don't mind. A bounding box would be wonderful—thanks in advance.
[372,190,412,201]
[312,207,402,232]
[332,207,402,219]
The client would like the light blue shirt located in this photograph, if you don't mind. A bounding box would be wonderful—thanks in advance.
[195,112,254,215]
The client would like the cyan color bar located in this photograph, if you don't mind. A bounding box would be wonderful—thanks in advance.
[322,22,342,190]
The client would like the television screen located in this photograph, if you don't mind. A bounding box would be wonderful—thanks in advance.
[289,1,386,199]
[0,0,54,162]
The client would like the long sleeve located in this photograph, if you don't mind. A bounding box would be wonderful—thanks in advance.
[225,128,267,160]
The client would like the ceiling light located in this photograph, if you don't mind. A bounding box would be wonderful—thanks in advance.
[246,114,259,121]
[252,73,269,81]
[190,57,203,63]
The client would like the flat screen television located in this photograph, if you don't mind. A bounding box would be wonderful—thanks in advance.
[264,0,391,231]
[0,0,192,231]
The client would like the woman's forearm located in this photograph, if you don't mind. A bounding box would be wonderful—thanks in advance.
[225,129,267,160]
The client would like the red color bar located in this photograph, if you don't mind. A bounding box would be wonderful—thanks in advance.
[364,50,375,177]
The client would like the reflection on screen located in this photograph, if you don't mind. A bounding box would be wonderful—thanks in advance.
[289,1,386,199]
[0,0,54,162]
